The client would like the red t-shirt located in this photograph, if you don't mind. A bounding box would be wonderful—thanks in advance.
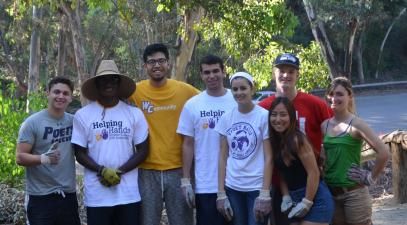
[259,92,333,185]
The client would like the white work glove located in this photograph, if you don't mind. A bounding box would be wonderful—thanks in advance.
[347,163,376,186]
[216,192,234,221]
[40,142,60,165]
[281,195,294,213]
[254,189,272,223]
[288,198,313,218]
[180,178,195,208]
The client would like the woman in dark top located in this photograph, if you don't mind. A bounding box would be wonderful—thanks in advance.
[268,97,333,225]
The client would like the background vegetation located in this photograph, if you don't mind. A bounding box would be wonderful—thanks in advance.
[1,0,407,186]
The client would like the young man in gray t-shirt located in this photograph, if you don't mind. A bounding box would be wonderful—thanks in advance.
[16,77,80,225]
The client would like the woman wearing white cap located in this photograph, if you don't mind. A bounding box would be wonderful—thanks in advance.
[215,72,273,225]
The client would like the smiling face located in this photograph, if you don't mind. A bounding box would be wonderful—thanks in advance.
[231,77,254,105]
[47,83,73,111]
[327,84,352,113]
[200,63,225,92]
[274,65,299,93]
[269,102,291,133]
[95,75,120,99]
[144,52,169,84]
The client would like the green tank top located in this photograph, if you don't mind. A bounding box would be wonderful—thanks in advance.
[323,132,363,187]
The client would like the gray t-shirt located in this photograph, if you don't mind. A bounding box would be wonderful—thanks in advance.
[18,109,76,195]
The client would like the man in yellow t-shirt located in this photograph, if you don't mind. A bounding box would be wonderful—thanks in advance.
[129,43,199,225]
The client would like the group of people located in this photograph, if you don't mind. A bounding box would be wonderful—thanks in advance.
[16,43,389,225]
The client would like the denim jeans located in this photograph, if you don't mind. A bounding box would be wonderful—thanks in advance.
[225,187,268,225]
[196,193,232,225]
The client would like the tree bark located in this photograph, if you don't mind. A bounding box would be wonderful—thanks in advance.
[60,1,89,105]
[56,14,67,77]
[302,0,339,79]
[375,8,406,79]
[173,6,204,81]
[27,6,42,112]
[355,29,365,83]
[344,17,358,79]
[392,142,407,204]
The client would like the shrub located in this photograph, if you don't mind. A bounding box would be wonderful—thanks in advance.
[0,85,46,186]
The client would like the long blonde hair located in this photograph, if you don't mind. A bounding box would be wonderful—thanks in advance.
[326,77,356,114]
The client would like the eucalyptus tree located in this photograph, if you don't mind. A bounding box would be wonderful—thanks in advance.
[302,0,407,82]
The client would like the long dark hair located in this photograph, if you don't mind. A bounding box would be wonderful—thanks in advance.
[268,97,306,164]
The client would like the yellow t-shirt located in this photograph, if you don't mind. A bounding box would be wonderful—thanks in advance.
[129,79,199,170]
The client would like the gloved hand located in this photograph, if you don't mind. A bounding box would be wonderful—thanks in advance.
[40,142,60,165]
[98,166,121,187]
[288,198,313,218]
[216,192,234,221]
[254,189,272,223]
[180,178,195,208]
[281,195,293,213]
[347,163,375,186]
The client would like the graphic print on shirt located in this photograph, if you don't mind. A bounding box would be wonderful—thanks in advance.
[92,120,131,141]
[141,101,176,114]
[200,109,226,129]
[226,122,257,159]
[43,125,73,144]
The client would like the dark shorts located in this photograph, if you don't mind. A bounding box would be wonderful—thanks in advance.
[87,202,141,225]
[289,181,334,223]
[27,192,81,225]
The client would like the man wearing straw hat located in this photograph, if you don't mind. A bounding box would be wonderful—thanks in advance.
[72,60,149,225]
[129,43,199,225]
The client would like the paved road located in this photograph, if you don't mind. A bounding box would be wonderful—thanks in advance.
[355,92,407,135]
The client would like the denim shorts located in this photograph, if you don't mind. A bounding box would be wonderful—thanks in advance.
[289,181,334,223]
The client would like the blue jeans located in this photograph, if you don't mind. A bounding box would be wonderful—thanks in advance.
[27,192,81,225]
[289,181,334,224]
[196,193,232,225]
[225,187,268,225]
[87,202,141,225]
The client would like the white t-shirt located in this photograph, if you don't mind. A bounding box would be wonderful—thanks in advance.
[71,101,148,207]
[215,105,269,192]
[177,90,236,193]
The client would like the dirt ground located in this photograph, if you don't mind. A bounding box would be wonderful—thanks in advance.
[372,195,407,225]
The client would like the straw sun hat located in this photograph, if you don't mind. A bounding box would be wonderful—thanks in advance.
[81,60,135,101]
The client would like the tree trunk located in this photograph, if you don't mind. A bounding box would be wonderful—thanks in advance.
[375,8,406,79]
[27,6,42,112]
[0,29,27,97]
[344,17,358,79]
[302,0,339,79]
[60,1,89,106]
[392,142,407,203]
[57,14,67,77]
[355,29,365,83]
[173,7,204,81]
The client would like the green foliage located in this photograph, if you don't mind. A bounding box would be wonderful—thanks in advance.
[198,0,298,58]
[297,42,330,92]
[0,84,47,186]
[243,41,330,92]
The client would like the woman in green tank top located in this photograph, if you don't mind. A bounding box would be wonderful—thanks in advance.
[321,77,389,225]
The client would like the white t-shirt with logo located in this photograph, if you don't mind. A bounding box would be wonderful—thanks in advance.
[177,90,236,193]
[215,105,269,192]
[72,101,148,207]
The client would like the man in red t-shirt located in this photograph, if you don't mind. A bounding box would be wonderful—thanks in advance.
[259,53,333,225]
